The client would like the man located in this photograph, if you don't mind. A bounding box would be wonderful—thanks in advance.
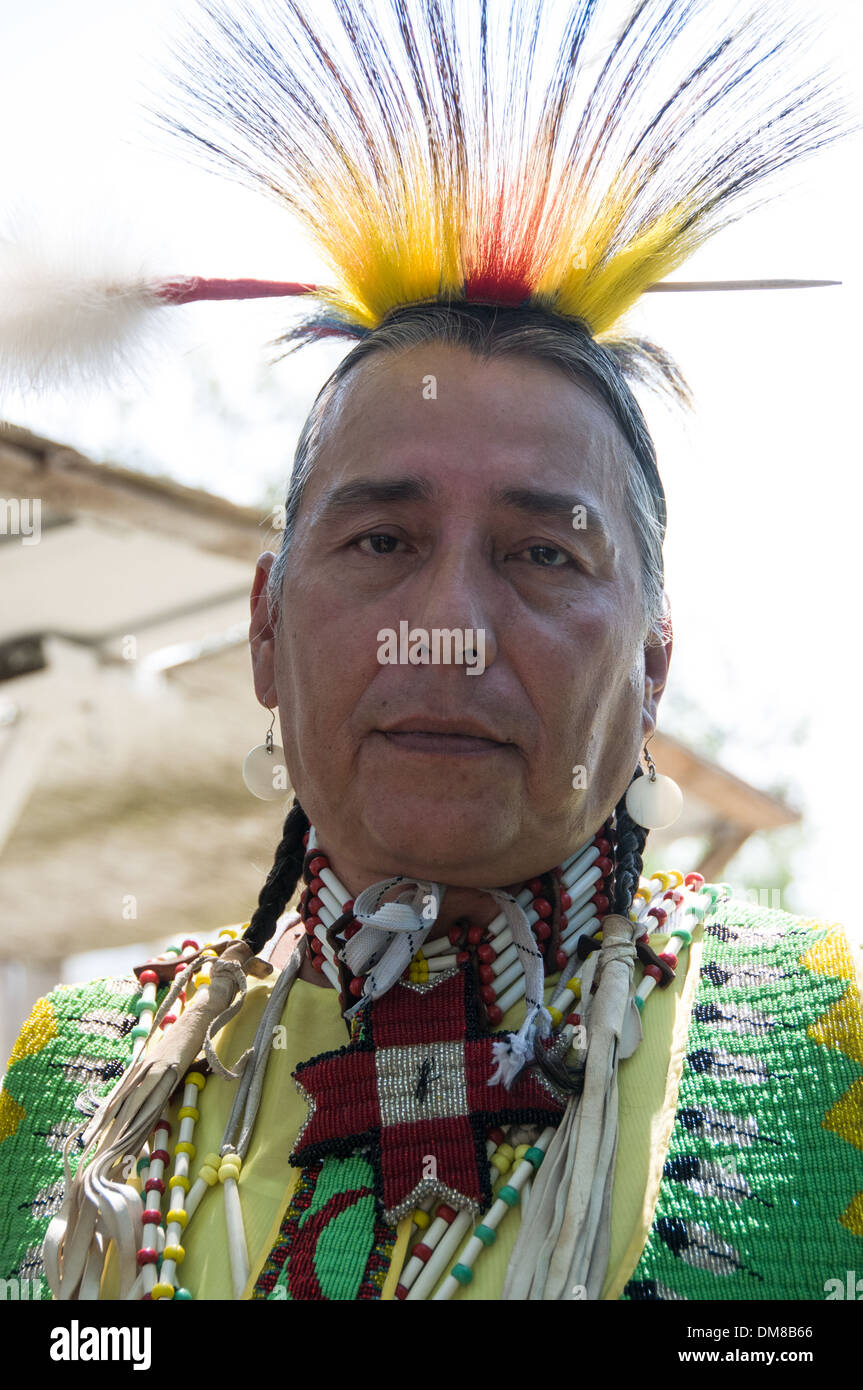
[1,0,861,1303]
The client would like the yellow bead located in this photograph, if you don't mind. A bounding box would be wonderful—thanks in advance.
[412,1209,430,1229]
[175,1141,196,1158]
[489,1152,511,1175]
[634,886,652,903]
[221,1151,241,1169]
[199,1165,218,1187]
[151,1282,175,1300]
[193,973,211,989]
[185,1072,206,1091]
[547,1006,563,1027]
[497,1143,515,1160]
[169,1175,190,1192]
[202,948,218,959]
[203,1152,222,1170]
[219,1164,241,1184]
[566,978,582,999]
[218,928,238,940]
[166,1208,188,1228]
[653,872,674,890]
[514,1144,530,1160]
[178,1106,200,1122]
[163,1244,185,1264]
[667,871,684,887]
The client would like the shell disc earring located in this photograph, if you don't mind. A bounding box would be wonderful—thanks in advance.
[242,709,288,801]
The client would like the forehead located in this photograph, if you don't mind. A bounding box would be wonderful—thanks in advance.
[306,342,634,518]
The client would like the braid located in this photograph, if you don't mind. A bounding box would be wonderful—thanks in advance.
[612,767,649,918]
[243,797,310,954]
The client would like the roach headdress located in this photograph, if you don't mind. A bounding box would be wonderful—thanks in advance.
[0,0,846,397]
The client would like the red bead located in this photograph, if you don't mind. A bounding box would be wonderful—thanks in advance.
[592,894,609,916]
[595,857,612,876]
[643,964,664,984]
[527,878,544,896]
[150,1149,170,1166]
[663,889,684,906]
[308,855,329,875]
[558,915,568,932]
[555,949,568,971]
[487,1005,503,1025]
[311,955,326,972]
[467,924,484,946]
[479,964,494,985]
[344,921,361,939]
[448,925,463,946]
[456,951,470,965]
[139,969,159,986]
[684,872,705,888]
[142,1208,162,1225]
[488,1128,505,1146]
[477,944,496,964]
[137,1248,159,1266]
[145,1178,165,1195]
[648,906,667,928]
[532,898,552,919]
[413,1242,432,1263]
[436,1205,457,1225]
[480,985,497,1005]
[637,932,650,944]
[154,1120,171,1137]
[396,1284,408,1300]
[342,899,355,914]
[307,896,323,915]
[159,1014,177,1029]
[348,977,365,997]
[309,876,323,894]
[534,921,551,942]
[566,1012,581,1027]
[560,892,572,911]
[594,838,611,856]
[659,952,678,969]
[181,939,199,951]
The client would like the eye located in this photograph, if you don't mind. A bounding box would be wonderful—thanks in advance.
[521,544,571,568]
[352,532,405,556]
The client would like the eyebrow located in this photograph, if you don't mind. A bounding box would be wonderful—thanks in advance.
[492,486,613,547]
[315,476,613,550]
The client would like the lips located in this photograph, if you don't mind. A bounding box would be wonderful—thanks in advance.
[379,716,509,743]
[376,718,513,756]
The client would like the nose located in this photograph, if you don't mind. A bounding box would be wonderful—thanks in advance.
[406,530,499,671]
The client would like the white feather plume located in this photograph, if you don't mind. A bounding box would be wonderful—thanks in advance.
[0,224,177,398]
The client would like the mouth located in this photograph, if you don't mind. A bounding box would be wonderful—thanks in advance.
[376,719,514,757]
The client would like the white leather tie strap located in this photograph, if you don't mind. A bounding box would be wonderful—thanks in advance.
[501,913,640,1299]
[341,877,444,1018]
[483,888,551,1089]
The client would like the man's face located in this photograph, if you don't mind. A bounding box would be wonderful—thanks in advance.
[252,343,667,889]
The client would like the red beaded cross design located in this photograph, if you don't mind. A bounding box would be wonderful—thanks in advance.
[291,965,566,1224]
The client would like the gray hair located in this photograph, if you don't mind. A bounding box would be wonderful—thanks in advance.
[267,304,673,645]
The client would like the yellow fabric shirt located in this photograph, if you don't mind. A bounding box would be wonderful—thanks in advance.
[102,928,701,1300]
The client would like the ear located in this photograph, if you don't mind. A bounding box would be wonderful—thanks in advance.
[641,595,673,742]
[250,551,278,708]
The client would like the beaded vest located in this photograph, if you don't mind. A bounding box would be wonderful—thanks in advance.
[1,890,861,1300]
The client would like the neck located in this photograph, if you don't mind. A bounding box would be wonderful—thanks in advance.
[305,819,614,939]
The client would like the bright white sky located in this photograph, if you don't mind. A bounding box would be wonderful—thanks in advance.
[1,0,862,939]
